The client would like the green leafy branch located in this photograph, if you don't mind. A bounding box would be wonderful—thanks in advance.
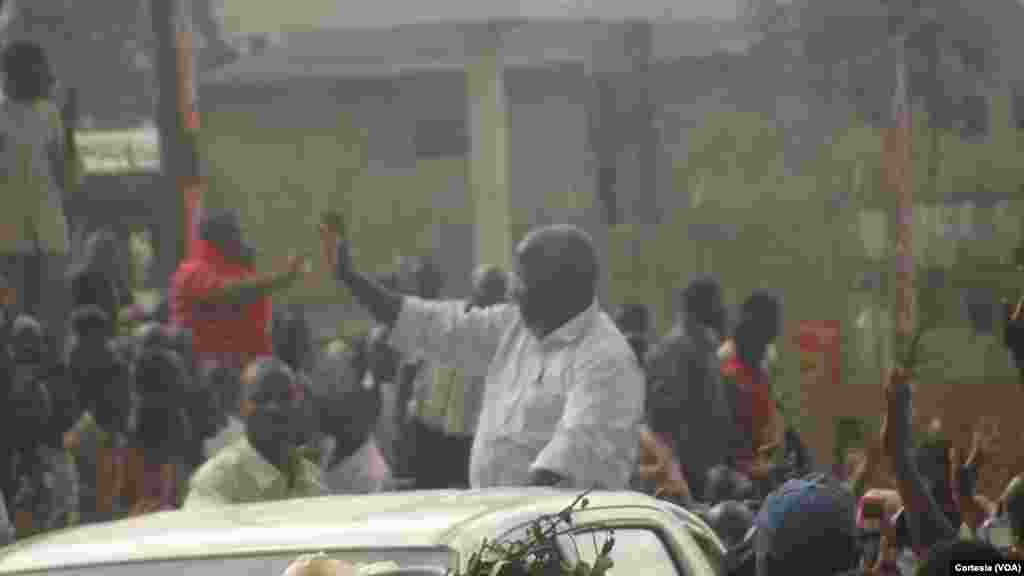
[452,490,617,576]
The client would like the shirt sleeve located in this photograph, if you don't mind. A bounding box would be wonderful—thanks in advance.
[531,343,645,490]
[389,297,515,374]
[183,464,233,509]
[296,461,326,498]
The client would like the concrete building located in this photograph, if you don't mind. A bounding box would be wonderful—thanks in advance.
[197,19,757,338]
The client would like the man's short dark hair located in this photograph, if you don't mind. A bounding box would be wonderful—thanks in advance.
[2,41,53,102]
[472,265,509,306]
[740,290,781,336]
[243,357,298,406]
[518,224,599,304]
[197,209,241,243]
[681,276,723,329]
[71,305,111,340]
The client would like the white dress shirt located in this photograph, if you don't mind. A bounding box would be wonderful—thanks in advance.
[390,297,644,490]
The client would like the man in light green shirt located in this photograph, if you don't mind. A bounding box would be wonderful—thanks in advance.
[185,358,324,507]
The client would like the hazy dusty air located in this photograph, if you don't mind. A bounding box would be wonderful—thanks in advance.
[211,0,745,34]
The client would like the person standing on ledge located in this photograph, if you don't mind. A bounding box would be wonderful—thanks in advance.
[0,41,82,361]
[319,214,643,490]
[170,210,308,374]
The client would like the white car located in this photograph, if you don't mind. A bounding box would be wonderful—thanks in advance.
[0,488,725,576]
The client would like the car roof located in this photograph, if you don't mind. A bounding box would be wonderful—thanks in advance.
[0,489,681,573]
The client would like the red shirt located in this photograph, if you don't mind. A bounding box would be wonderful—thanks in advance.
[721,356,775,463]
[170,239,272,359]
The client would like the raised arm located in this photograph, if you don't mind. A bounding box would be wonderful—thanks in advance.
[320,212,511,367]
[882,368,956,549]
[188,255,306,308]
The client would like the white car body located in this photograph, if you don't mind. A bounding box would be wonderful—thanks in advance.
[0,488,725,576]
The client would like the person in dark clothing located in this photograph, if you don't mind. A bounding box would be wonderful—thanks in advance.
[753,475,859,576]
[706,499,756,550]
[777,399,812,477]
[404,265,509,489]
[8,316,55,473]
[615,304,651,366]
[705,464,758,504]
[134,323,213,474]
[0,275,17,507]
[315,327,392,493]
[394,259,452,488]
[128,348,192,513]
[272,305,313,374]
[881,367,958,554]
[647,277,735,501]
[6,314,78,535]
[65,305,133,523]
[914,432,961,532]
[68,306,133,441]
[68,227,132,338]
[722,291,783,483]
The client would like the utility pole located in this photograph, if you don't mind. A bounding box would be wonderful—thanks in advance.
[150,0,199,285]
[886,34,914,364]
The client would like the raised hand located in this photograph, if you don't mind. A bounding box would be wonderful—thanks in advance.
[970,416,1000,461]
[285,253,312,278]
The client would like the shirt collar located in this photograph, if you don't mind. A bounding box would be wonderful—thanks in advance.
[538,299,599,348]
[235,436,286,492]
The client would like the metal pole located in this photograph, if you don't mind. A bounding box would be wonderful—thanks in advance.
[149,0,187,286]
[888,35,914,361]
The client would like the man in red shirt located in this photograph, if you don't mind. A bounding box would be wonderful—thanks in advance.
[720,291,783,482]
[170,210,306,373]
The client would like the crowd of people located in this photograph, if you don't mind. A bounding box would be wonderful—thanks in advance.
[1,39,1023,576]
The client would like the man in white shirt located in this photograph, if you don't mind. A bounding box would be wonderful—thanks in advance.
[320,217,643,490]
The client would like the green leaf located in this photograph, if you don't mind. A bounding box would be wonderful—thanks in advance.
[591,555,614,576]
[489,560,510,576]
[580,498,589,509]
[600,536,615,557]
[573,561,591,576]
[531,523,545,542]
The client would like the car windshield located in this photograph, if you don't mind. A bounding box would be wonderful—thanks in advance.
[18,548,453,576]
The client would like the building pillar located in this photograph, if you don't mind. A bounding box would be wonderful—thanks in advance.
[465,23,512,272]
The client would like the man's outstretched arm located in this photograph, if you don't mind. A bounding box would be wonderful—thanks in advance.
[334,256,403,327]
[320,215,510,368]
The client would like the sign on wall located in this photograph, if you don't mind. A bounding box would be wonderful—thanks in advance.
[76,126,162,174]
[798,320,841,387]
